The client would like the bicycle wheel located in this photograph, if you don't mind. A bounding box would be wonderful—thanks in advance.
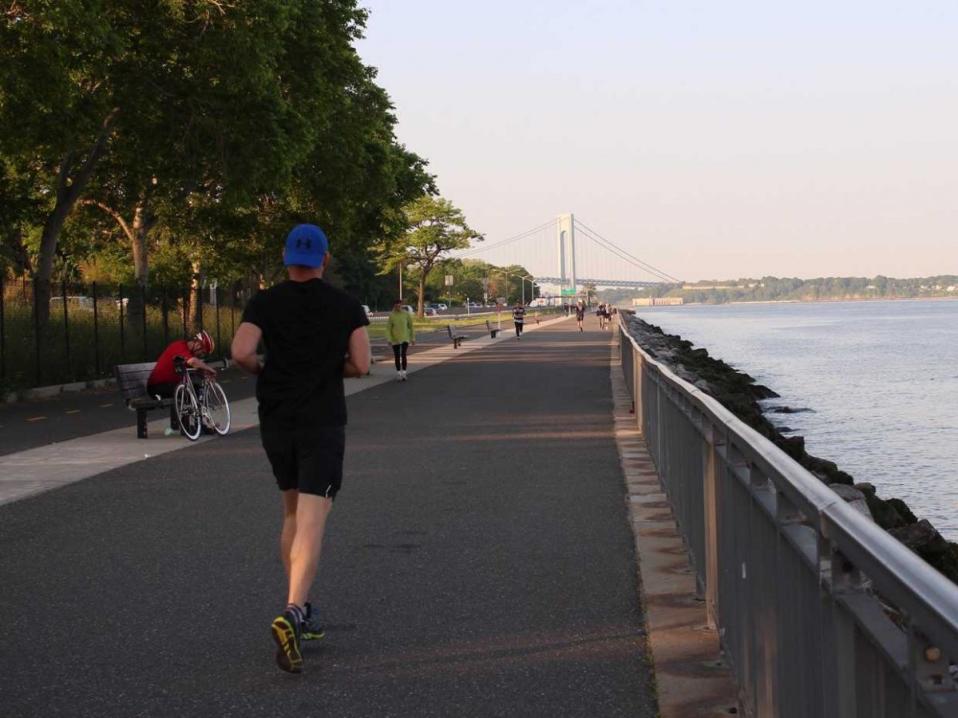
[174,383,202,441]
[204,380,231,436]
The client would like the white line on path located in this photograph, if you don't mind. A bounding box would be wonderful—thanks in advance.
[0,315,571,507]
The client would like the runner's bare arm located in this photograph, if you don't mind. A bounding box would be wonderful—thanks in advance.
[343,326,370,377]
[231,322,264,375]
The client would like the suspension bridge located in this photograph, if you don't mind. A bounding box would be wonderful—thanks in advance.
[453,213,681,299]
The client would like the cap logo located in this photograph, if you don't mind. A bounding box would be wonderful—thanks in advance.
[295,238,312,250]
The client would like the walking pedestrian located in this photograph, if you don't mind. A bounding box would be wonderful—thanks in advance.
[230,223,371,674]
[575,300,585,332]
[385,299,415,381]
[513,301,526,339]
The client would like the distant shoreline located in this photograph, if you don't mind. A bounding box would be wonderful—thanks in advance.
[642,296,958,308]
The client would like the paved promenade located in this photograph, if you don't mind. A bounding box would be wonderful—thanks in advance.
[0,317,658,717]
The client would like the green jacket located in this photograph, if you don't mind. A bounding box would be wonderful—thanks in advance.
[385,309,415,345]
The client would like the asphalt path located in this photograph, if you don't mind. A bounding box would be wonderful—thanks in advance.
[0,317,539,457]
[0,317,656,717]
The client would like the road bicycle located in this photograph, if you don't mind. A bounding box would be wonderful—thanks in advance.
[173,359,231,441]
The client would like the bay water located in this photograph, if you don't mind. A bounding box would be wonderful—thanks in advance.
[633,299,958,539]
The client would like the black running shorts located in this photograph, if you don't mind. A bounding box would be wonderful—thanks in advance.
[260,423,345,498]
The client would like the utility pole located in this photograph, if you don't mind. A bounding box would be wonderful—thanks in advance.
[398,264,403,301]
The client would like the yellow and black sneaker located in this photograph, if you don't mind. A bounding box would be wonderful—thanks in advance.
[302,602,326,641]
[271,610,304,673]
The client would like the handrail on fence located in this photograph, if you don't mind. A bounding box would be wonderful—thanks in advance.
[617,312,958,718]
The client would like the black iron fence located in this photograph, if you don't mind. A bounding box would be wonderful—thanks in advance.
[0,277,250,392]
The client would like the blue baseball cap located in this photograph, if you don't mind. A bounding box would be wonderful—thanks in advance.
[284,224,328,267]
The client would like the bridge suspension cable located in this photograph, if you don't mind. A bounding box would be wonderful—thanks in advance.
[454,220,555,259]
[573,218,681,284]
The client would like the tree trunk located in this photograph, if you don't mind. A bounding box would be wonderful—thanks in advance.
[33,109,119,324]
[417,276,425,318]
[131,203,151,290]
[34,174,75,324]
[125,200,157,324]
[189,257,203,333]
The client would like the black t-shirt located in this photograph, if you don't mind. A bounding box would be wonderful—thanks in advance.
[241,279,369,427]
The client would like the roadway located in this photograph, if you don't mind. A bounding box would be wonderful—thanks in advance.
[0,318,534,457]
[0,316,657,717]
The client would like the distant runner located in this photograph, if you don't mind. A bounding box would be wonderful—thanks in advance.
[385,298,415,381]
[512,301,526,339]
[575,301,585,332]
[231,224,370,674]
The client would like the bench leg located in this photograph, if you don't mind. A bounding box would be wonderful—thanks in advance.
[454,339,461,348]
[137,409,148,439]
[170,403,179,431]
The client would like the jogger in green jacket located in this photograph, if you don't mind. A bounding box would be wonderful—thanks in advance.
[385,300,416,381]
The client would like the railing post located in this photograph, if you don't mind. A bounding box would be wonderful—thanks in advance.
[819,540,859,718]
[702,422,721,630]
[161,286,169,346]
[633,347,644,435]
[33,281,41,386]
[0,275,5,382]
[61,279,70,377]
[141,284,148,361]
[118,285,125,360]
[92,282,100,377]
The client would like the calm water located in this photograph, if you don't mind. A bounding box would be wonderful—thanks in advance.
[635,300,958,538]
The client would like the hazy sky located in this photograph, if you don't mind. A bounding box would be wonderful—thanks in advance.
[357,1,958,282]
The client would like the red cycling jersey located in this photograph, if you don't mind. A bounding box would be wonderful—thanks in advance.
[147,339,193,386]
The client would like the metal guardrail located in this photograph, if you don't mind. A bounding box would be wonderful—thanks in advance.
[617,314,958,718]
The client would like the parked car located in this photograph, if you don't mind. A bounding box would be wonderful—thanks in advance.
[423,307,438,316]
[436,303,448,311]
[401,305,415,313]
[361,304,372,318]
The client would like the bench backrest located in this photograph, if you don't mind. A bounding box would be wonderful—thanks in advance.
[485,320,492,330]
[114,362,157,401]
[446,325,454,338]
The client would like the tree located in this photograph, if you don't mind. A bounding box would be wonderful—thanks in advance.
[1,2,123,319]
[376,197,481,317]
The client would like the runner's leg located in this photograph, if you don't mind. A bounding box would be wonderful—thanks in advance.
[280,490,298,577]
[392,343,402,371]
[400,341,409,370]
[287,494,333,607]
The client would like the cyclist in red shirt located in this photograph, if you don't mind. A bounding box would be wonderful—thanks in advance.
[147,330,217,398]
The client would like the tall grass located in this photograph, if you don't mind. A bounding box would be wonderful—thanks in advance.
[0,282,240,392]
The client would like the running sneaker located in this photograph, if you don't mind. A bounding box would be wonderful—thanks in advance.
[271,609,304,673]
[301,602,326,641]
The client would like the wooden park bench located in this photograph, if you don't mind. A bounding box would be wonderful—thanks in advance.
[485,320,499,339]
[446,325,467,349]
[114,362,177,439]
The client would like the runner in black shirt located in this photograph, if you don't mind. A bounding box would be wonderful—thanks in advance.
[575,300,586,332]
[231,223,370,674]
[512,302,526,339]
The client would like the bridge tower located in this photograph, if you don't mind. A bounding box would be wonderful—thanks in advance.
[556,213,577,297]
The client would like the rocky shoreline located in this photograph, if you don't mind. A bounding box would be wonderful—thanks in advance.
[622,313,958,585]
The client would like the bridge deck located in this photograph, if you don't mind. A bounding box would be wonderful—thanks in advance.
[0,317,658,717]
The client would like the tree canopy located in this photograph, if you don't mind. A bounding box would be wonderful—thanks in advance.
[1,0,434,317]
[376,196,481,317]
